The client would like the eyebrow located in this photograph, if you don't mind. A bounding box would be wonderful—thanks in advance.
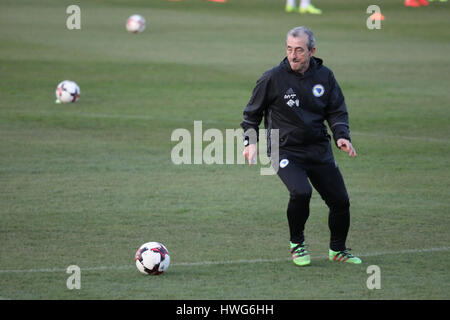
[287,45,305,50]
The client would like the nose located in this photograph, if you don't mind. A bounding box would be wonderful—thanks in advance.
[290,51,297,60]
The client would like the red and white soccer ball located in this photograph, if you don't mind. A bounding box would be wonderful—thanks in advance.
[55,80,80,103]
[135,242,170,275]
[126,14,146,33]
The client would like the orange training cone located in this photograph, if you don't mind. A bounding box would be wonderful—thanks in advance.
[370,12,385,21]
[417,0,429,5]
[404,0,421,7]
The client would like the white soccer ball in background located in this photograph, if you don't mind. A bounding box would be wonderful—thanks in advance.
[135,242,170,275]
[126,14,146,33]
[55,80,80,104]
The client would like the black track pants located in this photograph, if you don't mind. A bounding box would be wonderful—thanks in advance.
[276,156,350,251]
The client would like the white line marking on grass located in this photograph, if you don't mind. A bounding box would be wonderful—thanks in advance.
[30,111,220,126]
[0,246,448,274]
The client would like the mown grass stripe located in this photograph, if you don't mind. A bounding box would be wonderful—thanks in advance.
[0,246,448,274]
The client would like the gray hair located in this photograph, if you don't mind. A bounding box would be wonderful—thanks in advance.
[286,26,316,51]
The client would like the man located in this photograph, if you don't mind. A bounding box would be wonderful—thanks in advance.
[240,26,361,266]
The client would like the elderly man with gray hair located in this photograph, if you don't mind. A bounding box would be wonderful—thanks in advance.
[241,26,361,266]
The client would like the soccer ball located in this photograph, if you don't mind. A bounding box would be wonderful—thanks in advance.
[135,242,170,275]
[126,14,146,33]
[55,80,80,103]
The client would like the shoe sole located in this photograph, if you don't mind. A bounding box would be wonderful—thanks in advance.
[293,257,311,266]
[329,258,362,264]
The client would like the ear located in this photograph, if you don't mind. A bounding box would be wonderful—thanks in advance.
[310,47,316,56]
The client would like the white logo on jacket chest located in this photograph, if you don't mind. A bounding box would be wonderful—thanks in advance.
[312,84,325,97]
[284,88,300,108]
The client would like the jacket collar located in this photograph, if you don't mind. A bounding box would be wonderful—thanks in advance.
[282,56,323,78]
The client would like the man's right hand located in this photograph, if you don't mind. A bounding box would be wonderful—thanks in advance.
[243,144,257,166]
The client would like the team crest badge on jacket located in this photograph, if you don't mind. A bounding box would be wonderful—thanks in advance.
[280,159,289,168]
[312,84,325,97]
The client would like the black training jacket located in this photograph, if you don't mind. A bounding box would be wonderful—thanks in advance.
[240,57,351,164]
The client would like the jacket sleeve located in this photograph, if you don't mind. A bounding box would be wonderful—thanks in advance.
[240,71,271,144]
[325,71,351,144]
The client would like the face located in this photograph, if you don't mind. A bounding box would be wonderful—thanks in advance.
[286,35,315,73]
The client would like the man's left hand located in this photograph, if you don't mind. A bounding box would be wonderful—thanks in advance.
[337,138,357,158]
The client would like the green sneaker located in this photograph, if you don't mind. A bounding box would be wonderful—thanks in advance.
[290,242,311,266]
[329,249,362,264]
[285,4,296,12]
[299,4,322,14]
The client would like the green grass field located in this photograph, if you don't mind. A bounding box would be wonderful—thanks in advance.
[0,0,449,300]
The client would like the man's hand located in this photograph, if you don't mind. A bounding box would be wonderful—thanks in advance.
[337,138,357,158]
[243,143,257,165]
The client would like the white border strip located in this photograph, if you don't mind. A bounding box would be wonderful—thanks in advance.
[0,246,448,274]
